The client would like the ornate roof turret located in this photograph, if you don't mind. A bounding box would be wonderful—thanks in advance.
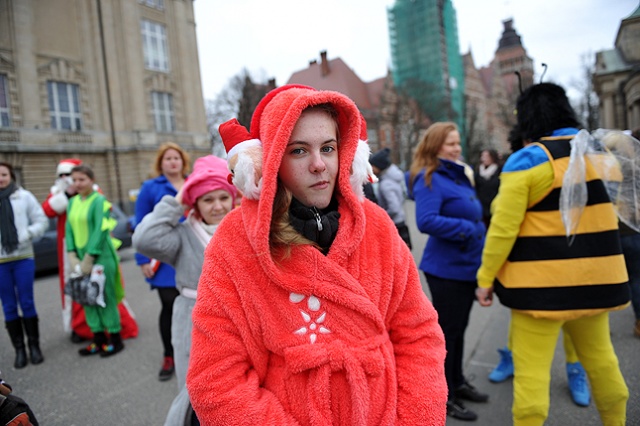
[497,19,523,51]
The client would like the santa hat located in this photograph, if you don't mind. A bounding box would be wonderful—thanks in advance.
[358,115,378,183]
[56,158,82,176]
[349,116,378,199]
[219,119,262,165]
[181,155,238,208]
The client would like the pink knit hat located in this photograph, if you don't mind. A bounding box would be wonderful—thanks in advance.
[182,155,238,207]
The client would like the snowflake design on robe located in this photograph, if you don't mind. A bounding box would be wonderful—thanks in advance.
[290,292,331,344]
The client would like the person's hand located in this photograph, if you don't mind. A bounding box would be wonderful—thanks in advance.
[476,286,494,307]
[174,187,184,205]
[140,263,155,279]
[53,177,69,193]
[68,252,80,273]
[65,181,78,197]
[80,255,95,275]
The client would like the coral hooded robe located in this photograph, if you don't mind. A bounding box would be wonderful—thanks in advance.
[187,87,447,425]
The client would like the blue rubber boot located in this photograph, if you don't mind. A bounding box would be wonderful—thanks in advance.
[566,362,590,407]
[488,347,514,383]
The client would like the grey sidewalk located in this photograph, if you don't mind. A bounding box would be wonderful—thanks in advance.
[0,202,637,425]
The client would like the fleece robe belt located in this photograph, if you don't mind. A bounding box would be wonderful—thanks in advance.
[284,332,388,425]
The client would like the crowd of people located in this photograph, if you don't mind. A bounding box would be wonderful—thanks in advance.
[0,81,637,426]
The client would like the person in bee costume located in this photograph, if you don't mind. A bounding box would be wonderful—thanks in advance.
[475,82,629,426]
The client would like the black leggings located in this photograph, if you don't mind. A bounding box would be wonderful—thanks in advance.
[425,273,476,400]
[157,287,179,358]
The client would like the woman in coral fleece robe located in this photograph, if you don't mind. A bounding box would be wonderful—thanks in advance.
[187,85,447,425]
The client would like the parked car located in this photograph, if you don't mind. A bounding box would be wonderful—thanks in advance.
[33,204,132,274]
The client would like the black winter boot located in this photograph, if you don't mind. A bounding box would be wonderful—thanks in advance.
[5,318,27,368]
[23,316,44,364]
[79,331,107,356]
[100,332,124,357]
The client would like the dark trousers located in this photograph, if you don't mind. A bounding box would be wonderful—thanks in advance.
[157,287,179,357]
[425,272,476,400]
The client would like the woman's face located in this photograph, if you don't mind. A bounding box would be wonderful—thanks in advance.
[438,130,462,162]
[72,171,94,197]
[161,149,184,177]
[0,166,11,189]
[279,109,339,209]
[480,150,493,166]
[195,189,233,225]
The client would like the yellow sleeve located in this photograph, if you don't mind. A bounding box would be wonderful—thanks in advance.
[477,162,554,288]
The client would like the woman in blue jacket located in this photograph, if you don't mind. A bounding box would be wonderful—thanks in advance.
[135,142,190,381]
[408,122,488,421]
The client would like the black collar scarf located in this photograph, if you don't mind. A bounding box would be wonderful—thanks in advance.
[289,197,340,255]
[0,182,19,255]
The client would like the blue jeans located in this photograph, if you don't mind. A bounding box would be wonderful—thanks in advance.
[621,233,640,320]
[0,258,37,321]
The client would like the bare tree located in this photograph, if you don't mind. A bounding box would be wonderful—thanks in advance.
[394,93,430,170]
[376,75,432,170]
[571,51,600,131]
[464,97,489,167]
[206,68,274,157]
[402,78,454,124]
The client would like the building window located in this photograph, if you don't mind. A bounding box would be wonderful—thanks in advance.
[0,74,10,127]
[152,91,175,132]
[47,81,82,131]
[139,0,164,10]
[141,20,169,72]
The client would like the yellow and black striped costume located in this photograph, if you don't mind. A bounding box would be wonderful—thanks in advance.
[493,137,629,319]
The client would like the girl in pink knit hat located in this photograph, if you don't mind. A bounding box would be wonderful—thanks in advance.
[133,154,236,426]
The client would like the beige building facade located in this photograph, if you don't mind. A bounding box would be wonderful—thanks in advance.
[0,0,209,211]
[594,4,640,132]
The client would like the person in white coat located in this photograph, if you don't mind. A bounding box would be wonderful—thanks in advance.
[0,162,48,369]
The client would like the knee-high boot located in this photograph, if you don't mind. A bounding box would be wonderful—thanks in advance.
[5,318,28,368]
[23,316,44,364]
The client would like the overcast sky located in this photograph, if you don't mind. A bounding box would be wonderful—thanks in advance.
[193,0,638,101]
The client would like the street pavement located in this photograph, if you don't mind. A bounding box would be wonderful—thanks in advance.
[0,200,638,425]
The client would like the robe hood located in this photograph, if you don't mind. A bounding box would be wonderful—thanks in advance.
[241,85,367,278]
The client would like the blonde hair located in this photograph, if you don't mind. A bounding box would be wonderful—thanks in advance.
[269,182,319,261]
[409,122,458,191]
[153,142,191,177]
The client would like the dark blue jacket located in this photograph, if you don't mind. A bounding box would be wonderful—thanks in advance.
[134,175,181,288]
[412,159,485,281]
